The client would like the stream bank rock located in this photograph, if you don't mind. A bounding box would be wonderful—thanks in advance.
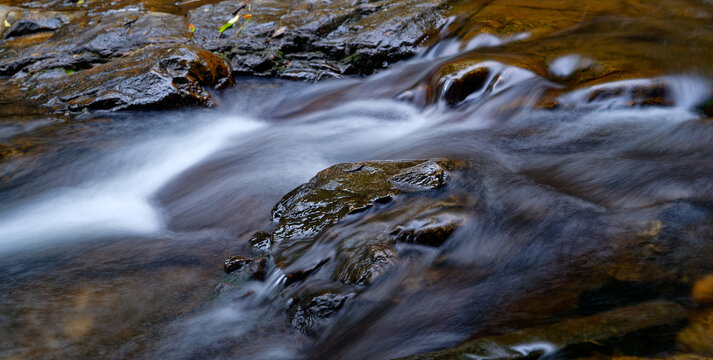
[0,8,232,113]
[188,0,451,81]
[1,45,233,112]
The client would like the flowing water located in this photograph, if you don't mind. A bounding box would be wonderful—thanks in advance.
[3,1,713,359]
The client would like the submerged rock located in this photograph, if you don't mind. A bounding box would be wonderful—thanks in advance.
[693,274,713,305]
[287,283,358,334]
[249,230,272,255]
[224,255,266,279]
[677,307,713,356]
[399,300,687,360]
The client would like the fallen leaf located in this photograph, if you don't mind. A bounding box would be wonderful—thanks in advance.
[188,23,195,32]
[218,22,234,34]
[77,0,84,4]
[218,12,242,36]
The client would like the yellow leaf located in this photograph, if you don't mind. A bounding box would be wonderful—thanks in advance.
[77,0,84,4]
[3,20,10,28]
[188,23,195,33]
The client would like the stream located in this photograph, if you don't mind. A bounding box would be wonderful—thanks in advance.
[2,1,713,359]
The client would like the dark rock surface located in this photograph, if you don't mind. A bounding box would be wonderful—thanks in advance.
[0,7,235,113]
[188,0,450,80]
[1,0,452,114]
[224,255,266,279]
[225,159,473,333]
[269,159,464,269]
[0,10,191,77]
[1,45,233,112]
[2,7,69,39]
[287,283,358,334]
[398,300,688,360]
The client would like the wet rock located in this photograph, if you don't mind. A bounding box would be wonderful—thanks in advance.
[389,161,448,192]
[188,0,449,79]
[269,159,457,267]
[333,243,396,286]
[440,66,491,106]
[700,98,713,118]
[693,274,713,305]
[0,11,191,77]
[390,215,460,247]
[288,284,357,334]
[226,158,471,333]
[223,255,266,281]
[0,9,234,113]
[677,307,713,356]
[602,201,713,285]
[2,9,68,39]
[0,45,233,112]
[0,143,15,163]
[399,300,687,360]
[249,230,272,255]
[213,255,266,296]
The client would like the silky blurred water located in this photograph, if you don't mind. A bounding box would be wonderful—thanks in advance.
[3,3,713,356]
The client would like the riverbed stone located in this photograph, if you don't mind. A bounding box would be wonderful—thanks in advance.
[224,255,266,279]
[269,159,463,268]
[287,284,358,334]
[677,307,713,357]
[399,300,688,360]
[232,159,472,332]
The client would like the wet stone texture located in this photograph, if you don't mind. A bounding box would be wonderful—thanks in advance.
[188,0,450,81]
[1,0,451,114]
[232,159,474,333]
[287,282,358,334]
[1,45,233,112]
[0,8,233,113]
